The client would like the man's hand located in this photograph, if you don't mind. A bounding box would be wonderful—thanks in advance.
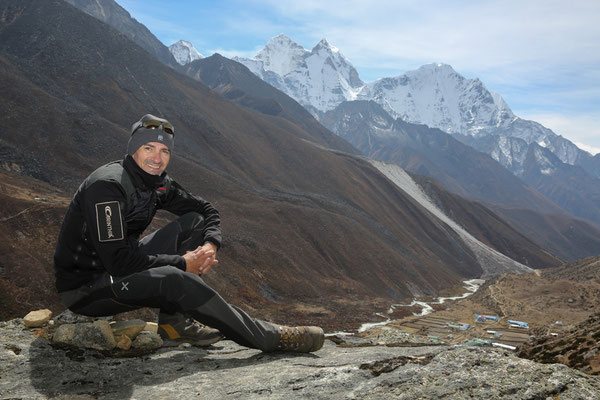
[183,244,219,275]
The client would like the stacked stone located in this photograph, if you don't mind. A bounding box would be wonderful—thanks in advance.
[23,309,162,352]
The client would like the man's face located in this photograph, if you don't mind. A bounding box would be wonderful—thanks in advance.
[132,141,170,175]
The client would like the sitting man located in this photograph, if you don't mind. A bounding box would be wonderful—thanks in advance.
[53,113,324,352]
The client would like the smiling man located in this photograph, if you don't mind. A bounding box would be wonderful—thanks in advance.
[53,114,324,353]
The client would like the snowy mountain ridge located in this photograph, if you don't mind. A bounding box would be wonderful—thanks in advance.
[233,34,364,114]
[232,34,599,178]
[168,40,203,65]
[357,63,516,137]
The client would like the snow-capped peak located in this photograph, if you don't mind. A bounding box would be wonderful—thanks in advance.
[254,34,309,77]
[235,36,364,114]
[313,38,336,52]
[232,34,594,178]
[358,63,515,135]
[168,40,203,65]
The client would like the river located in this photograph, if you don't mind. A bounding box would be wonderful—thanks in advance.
[327,278,485,336]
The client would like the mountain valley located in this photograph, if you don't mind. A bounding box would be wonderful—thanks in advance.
[1,1,599,397]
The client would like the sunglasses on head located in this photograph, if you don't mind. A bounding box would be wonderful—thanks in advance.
[132,115,174,135]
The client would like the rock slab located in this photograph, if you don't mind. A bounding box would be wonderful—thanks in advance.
[1,319,599,399]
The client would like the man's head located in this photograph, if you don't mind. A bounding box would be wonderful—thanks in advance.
[128,114,174,175]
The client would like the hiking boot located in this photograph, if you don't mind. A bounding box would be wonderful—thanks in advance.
[158,314,223,346]
[276,325,325,352]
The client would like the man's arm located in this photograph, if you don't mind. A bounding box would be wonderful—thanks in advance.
[82,180,186,276]
[159,180,222,248]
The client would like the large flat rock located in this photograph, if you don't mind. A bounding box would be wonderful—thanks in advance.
[1,319,599,399]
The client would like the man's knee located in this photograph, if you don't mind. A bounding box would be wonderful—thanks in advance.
[157,268,217,308]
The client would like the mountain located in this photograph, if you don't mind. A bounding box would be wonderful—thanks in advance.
[1,0,563,329]
[321,100,600,259]
[321,100,561,213]
[237,38,599,177]
[485,206,600,262]
[63,0,180,69]
[169,39,203,65]
[457,133,600,226]
[183,53,358,154]
[369,162,557,277]
[234,34,364,115]
[360,63,600,181]
[359,63,514,136]
[235,36,600,227]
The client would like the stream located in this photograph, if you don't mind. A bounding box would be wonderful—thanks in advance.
[328,279,485,336]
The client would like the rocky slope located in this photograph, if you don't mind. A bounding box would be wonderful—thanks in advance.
[321,100,600,260]
[2,0,537,329]
[520,313,600,376]
[2,318,599,399]
[320,100,563,213]
[63,0,180,69]
[183,53,357,154]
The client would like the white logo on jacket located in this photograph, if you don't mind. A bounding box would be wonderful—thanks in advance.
[104,206,114,238]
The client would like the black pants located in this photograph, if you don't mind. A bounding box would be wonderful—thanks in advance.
[64,212,281,352]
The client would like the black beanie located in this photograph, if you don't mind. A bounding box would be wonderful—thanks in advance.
[127,114,174,155]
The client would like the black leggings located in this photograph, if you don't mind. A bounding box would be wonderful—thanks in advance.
[67,212,281,352]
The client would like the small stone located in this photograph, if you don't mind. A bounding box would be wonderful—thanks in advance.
[568,298,575,303]
[116,334,132,350]
[111,319,146,339]
[52,323,77,345]
[143,322,158,334]
[131,332,163,350]
[23,309,52,328]
[54,321,116,351]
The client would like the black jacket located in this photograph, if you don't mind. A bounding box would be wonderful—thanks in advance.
[54,156,222,292]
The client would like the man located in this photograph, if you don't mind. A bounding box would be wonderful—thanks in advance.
[54,114,324,353]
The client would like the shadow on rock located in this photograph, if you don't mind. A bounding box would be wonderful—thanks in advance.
[29,337,290,399]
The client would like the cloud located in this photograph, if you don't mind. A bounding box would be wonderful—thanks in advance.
[263,2,597,89]
[268,0,599,66]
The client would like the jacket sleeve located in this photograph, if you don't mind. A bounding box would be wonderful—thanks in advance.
[159,180,222,248]
[82,180,186,277]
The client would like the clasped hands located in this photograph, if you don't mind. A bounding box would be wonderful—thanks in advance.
[183,242,219,275]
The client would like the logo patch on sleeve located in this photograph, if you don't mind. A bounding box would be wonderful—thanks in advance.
[95,201,124,242]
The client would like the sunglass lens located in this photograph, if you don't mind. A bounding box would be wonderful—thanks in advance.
[140,118,174,135]
[143,120,161,129]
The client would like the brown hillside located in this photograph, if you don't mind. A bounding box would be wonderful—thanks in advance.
[0,0,491,331]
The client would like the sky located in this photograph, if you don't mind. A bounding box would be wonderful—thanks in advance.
[119,0,600,154]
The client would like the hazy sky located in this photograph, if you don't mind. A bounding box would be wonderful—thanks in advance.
[119,0,600,154]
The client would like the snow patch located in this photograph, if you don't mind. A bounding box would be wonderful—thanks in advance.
[168,40,203,65]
